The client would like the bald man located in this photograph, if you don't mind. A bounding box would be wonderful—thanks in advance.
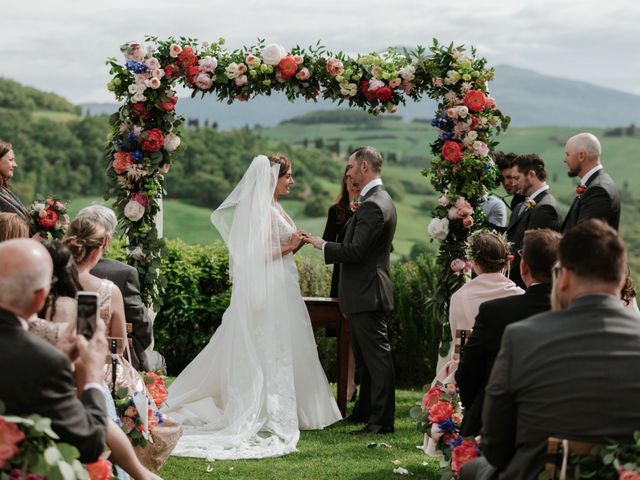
[0,239,108,462]
[561,132,620,232]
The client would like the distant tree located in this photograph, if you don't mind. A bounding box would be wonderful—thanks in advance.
[302,138,308,148]
[314,137,324,149]
[626,124,636,137]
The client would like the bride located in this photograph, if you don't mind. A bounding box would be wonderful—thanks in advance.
[163,154,342,459]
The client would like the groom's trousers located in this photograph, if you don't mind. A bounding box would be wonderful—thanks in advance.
[349,311,395,429]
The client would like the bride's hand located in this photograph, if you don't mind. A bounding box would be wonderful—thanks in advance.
[290,231,305,249]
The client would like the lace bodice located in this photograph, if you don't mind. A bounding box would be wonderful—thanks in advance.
[97,279,114,333]
[272,203,296,246]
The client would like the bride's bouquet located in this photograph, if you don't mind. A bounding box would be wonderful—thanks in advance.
[29,197,70,239]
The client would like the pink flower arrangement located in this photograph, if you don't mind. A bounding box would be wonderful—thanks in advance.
[451,439,480,475]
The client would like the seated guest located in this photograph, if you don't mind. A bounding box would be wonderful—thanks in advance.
[432,231,523,385]
[456,229,561,436]
[0,212,29,241]
[461,219,640,480]
[0,238,108,463]
[77,205,152,371]
[506,153,561,288]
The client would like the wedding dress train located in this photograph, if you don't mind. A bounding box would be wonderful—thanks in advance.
[162,156,341,460]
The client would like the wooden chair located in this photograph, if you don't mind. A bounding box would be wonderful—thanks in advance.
[125,322,133,349]
[454,329,473,356]
[544,436,600,479]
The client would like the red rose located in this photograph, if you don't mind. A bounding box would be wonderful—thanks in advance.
[463,90,487,112]
[278,55,298,79]
[375,86,393,102]
[161,94,178,112]
[177,46,197,68]
[428,401,454,423]
[0,418,25,469]
[360,80,376,101]
[86,457,113,480]
[469,115,479,130]
[185,65,201,85]
[441,140,462,164]
[422,386,444,409]
[576,184,586,195]
[112,151,133,174]
[131,102,149,120]
[141,129,164,152]
[38,209,59,229]
[164,64,176,78]
[451,440,479,474]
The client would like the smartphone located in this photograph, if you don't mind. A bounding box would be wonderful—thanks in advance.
[76,291,99,339]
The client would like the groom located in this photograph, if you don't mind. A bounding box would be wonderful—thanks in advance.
[305,146,397,434]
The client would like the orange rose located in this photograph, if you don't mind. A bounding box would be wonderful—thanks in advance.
[278,55,298,79]
[112,151,133,174]
[177,46,197,68]
[86,457,113,480]
[0,418,25,469]
[451,439,479,474]
[442,140,462,164]
[463,90,487,112]
[422,385,444,409]
[428,401,454,423]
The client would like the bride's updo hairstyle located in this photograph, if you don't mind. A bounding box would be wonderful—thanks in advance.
[466,230,510,273]
[63,217,106,265]
[268,154,291,177]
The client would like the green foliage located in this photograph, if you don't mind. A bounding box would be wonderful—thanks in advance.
[0,77,80,114]
[152,240,231,375]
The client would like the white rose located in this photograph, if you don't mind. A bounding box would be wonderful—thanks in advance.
[427,217,449,241]
[145,57,160,70]
[457,105,469,118]
[198,56,218,73]
[151,68,164,79]
[368,78,384,91]
[132,92,146,103]
[164,133,181,152]
[124,200,145,222]
[128,84,138,95]
[389,77,402,89]
[438,195,449,207]
[128,246,146,261]
[33,202,46,212]
[234,75,248,87]
[261,43,286,65]
[399,65,416,81]
[169,44,182,58]
[225,63,240,79]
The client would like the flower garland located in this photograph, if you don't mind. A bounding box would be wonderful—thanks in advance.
[106,37,508,309]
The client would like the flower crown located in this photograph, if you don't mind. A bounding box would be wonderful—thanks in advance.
[464,230,511,268]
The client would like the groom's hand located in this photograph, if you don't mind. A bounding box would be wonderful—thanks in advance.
[303,234,325,250]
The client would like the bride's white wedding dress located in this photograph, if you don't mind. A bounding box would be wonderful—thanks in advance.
[162,155,341,460]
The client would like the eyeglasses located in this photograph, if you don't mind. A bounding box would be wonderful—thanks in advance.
[552,263,573,278]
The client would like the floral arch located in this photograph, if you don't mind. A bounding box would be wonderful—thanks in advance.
[105,36,509,350]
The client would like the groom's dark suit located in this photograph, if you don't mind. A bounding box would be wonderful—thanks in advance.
[562,169,620,233]
[506,190,561,288]
[0,308,108,462]
[324,184,397,431]
[456,283,551,436]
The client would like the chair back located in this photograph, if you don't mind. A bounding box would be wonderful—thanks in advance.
[544,436,600,479]
[454,329,473,356]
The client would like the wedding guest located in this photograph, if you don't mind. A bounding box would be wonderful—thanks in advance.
[456,228,561,436]
[0,141,31,230]
[0,238,108,463]
[480,194,507,231]
[506,153,561,288]
[461,219,640,480]
[492,151,524,212]
[77,204,152,371]
[431,231,523,386]
[562,132,620,232]
[0,212,29,241]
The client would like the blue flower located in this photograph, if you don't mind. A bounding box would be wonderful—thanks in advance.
[439,130,454,140]
[113,140,128,152]
[131,150,143,162]
[125,60,149,74]
[128,132,140,148]
[449,435,464,448]
[439,418,457,434]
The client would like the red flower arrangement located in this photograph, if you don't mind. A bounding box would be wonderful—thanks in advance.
[141,129,164,152]
[177,46,197,68]
[375,86,393,102]
[442,141,462,164]
[144,372,168,409]
[29,197,70,240]
[85,457,114,480]
[0,417,24,469]
[462,90,487,112]
[451,439,480,475]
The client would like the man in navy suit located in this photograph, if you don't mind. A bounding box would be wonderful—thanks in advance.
[562,132,620,232]
[506,154,562,288]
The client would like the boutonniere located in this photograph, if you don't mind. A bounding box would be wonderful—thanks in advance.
[524,199,536,210]
[576,184,586,196]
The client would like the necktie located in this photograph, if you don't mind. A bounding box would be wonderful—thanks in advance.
[515,201,526,217]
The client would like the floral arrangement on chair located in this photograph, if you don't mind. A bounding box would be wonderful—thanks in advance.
[113,386,156,448]
[410,384,480,478]
[28,197,70,240]
[143,372,168,409]
[0,402,89,479]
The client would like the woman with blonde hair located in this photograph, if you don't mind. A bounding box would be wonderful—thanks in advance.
[0,212,29,241]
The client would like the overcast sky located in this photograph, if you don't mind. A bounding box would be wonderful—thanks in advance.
[3,0,639,104]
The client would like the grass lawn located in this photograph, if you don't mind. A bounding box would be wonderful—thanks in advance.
[158,389,442,480]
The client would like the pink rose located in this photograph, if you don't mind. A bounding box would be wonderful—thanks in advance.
[422,385,444,409]
[112,151,133,174]
[451,412,463,426]
[234,75,248,87]
[451,440,479,474]
[450,258,466,273]
[246,54,260,68]
[0,418,25,469]
[455,197,474,218]
[463,216,475,228]
[428,401,454,423]
[441,140,462,164]
[473,141,489,157]
[326,57,344,76]
[121,417,135,434]
[195,73,213,90]
[619,471,640,480]
[485,97,497,110]
[141,129,164,153]
[296,68,310,80]
[145,57,160,70]
[400,80,414,93]
[131,193,149,208]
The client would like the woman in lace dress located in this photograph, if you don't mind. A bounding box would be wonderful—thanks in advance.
[164,154,341,460]
[64,218,181,471]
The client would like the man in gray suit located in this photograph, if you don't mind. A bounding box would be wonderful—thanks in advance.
[306,147,397,434]
[461,219,640,480]
[77,205,152,371]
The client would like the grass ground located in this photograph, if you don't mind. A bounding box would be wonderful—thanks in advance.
[158,389,442,480]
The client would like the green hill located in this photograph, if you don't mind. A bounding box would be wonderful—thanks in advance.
[0,77,80,115]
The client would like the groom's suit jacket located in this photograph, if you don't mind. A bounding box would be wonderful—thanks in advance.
[0,308,108,463]
[456,283,551,436]
[478,294,640,480]
[506,190,561,288]
[324,184,397,315]
[562,169,620,233]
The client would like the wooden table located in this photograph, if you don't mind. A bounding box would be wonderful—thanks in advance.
[304,297,351,417]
